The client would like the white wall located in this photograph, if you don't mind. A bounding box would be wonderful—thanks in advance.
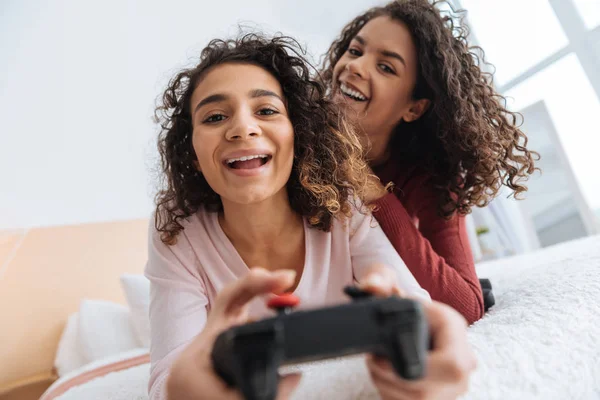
[0,0,384,230]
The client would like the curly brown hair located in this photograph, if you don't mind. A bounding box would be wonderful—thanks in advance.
[320,0,539,218]
[154,33,374,244]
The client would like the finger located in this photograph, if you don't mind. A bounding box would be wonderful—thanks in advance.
[358,263,401,297]
[276,373,302,400]
[218,268,297,315]
[366,358,413,400]
[369,375,415,400]
[425,301,468,350]
[367,356,446,400]
[425,302,477,376]
[368,347,474,389]
[425,349,477,385]
[366,354,399,384]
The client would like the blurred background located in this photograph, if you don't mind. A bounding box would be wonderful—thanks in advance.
[1,0,599,262]
[3,3,600,398]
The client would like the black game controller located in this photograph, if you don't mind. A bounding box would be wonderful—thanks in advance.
[211,286,429,400]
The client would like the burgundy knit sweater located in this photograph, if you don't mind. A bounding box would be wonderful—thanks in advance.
[372,159,484,324]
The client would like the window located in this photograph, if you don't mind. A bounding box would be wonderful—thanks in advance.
[504,53,600,222]
[460,0,569,86]
[459,0,600,253]
[572,0,600,29]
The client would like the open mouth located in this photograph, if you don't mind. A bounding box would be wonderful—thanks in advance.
[224,154,272,170]
[339,82,368,102]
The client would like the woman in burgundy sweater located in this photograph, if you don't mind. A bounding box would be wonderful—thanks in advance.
[321,0,538,324]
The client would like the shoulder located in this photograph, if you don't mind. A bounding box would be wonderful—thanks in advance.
[145,208,213,279]
[391,164,432,193]
[148,208,210,247]
[327,196,379,241]
[376,157,433,197]
[388,164,437,216]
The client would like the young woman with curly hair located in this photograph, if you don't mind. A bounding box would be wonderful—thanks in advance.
[320,0,538,326]
[145,34,441,400]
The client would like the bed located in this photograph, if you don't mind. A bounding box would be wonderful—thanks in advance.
[0,219,149,400]
[2,220,599,400]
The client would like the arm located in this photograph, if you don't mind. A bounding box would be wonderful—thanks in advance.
[371,177,484,324]
[165,268,302,400]
[349,205,431,303]
[144,224,209,400]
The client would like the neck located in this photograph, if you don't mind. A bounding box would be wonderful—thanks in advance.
[219,191,302,253]
[363,128,392,167]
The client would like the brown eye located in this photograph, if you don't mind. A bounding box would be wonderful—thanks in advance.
[204,114,226,123]
[258,108,278,116]
[348,48,362,57]
[379,64,395,74]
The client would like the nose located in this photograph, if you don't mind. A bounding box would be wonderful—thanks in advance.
[345,57,369,79]
[225,111,262,141]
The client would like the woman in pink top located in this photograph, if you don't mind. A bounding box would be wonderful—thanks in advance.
[146,34,474,400]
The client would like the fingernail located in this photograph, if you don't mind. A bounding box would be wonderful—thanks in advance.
[276,269,297,281]
[363,274,384,288]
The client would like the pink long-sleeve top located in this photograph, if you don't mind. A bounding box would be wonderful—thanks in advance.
[144,206,430,399]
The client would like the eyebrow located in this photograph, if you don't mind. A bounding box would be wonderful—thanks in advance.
[193,89,284,114]
[352,35,406,67]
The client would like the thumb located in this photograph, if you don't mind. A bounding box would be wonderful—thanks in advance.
[358,263,402,297]
[201,268,298,346]
[215,267,297,316]
[276,373,302,400]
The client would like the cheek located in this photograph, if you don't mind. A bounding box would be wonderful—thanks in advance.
[274,124,295,170]
[191,132,217,172]
[283,126,295,158]
[374,80,409,111]
[332,58,346,79]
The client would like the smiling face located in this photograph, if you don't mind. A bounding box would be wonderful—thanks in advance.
[332,16,430,152]
[190,62,295,207]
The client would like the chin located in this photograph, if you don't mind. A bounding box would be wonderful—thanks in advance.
[341,101,365,119]
[221,187,275,207]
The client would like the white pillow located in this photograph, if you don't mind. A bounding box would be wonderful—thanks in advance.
[77,299,139,362]
[54,312,88,377]
[119,274,151,348]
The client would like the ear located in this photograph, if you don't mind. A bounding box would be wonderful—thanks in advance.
[403,99,431,123]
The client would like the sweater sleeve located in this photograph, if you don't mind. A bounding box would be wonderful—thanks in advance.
[348,206,431,304]
[144,222,210,400]
[371,180,484,324]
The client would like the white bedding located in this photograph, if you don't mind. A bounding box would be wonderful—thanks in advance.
[45,234,600,400]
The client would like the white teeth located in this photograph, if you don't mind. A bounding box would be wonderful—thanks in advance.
[340,82,367,101]
[226,154,269,164]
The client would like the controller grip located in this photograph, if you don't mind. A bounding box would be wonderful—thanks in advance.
[212,326,284,400]
[378,301,429,380]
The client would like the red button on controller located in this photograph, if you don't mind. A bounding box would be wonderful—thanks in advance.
[267,293,300,311]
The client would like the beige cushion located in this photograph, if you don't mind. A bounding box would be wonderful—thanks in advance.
[0,219,148,394]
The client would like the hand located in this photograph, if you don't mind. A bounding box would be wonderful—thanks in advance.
[358,262,403,297]
[358,264,476,400]
[364,168,389,204]
[366,301,476,400]
[166,268,302,400]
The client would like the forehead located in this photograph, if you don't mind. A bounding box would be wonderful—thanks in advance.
[355,16,417,62]
[192,62,283,102]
